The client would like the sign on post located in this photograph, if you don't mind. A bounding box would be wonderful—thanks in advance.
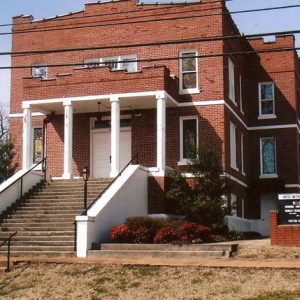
[278,194,300,225]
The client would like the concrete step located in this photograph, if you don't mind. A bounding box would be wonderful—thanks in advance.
[15,206,84,211]
[0,231,74,237]
[88,249,229,259]
[10,210,82,215]
[1,225,74,231]
[4,217,76,224]
[0,235,73,242]
[0,250,75,257]
[0,245,74,252]
[99,243,237,253]
[9,240,74,246]
[6,213,79,219]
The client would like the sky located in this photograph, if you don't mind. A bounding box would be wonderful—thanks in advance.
[0,0,299,109]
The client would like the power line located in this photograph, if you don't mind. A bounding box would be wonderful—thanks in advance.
[1,3,299,36]
[1,46,299,70]
[2,29,300,57]
[0,0,228,28]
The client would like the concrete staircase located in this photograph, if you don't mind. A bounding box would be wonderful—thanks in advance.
[88,243,238,259]
[0,178,111,257]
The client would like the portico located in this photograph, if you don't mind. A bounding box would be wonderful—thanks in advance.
[22,91,177,179]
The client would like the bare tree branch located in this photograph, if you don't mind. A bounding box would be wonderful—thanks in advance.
[0,105,9,140]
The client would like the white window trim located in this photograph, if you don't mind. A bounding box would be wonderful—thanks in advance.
[32,64,48,79]
[179,50,199,95]
[241,133,246,176]
[230,121,238,171]
[32,126,43,170]
[178,116,199,165]
[228,57,236,104]
[240,75,244,114]
[84,55,137,72]
[260,137,278,178]
[258,82,276,119]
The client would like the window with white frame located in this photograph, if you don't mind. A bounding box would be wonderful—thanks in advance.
[180,116,198,162]
[84,55,137,72]
[228,57,235,103]
[32,65,47,79]
[260,137,277,176]
[240,75,244,114]
[259,82,275,117]
[230,121,238,170]
[230,193,237,216]
[241,133,245,175]
[179,50,198,94]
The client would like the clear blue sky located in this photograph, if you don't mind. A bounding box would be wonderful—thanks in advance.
[0,0,299,108]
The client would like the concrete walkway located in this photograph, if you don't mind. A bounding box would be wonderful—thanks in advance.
[4,256,300,269]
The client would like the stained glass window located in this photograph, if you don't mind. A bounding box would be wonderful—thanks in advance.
[261,138,276,175]
[33,127,43,163]
[259,83,274,116]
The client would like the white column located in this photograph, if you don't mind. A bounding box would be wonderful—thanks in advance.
[156,91,166,171]
[62,100,73,179]
[22,104,32,170]
[110,95,120,177]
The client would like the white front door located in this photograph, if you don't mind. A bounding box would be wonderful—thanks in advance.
[91,128,132,178]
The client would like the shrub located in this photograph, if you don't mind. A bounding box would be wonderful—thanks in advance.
[153,226,178,244]
[177,222,212,242]
[110,224,132,243]
[125,216,167,242]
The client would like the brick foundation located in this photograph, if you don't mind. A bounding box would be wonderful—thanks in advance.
[270,211,300,247]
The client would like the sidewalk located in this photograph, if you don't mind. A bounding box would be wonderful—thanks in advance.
[5,255,300,269]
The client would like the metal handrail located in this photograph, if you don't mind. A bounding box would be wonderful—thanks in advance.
[0,157,47,198]
[0,231,17,272]
[81,154,139,216]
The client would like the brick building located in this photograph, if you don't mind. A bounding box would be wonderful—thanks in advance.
[9,0,300,236]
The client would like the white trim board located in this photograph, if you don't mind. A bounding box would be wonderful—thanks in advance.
[9,112,45,118]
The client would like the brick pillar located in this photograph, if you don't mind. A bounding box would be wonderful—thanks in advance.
[269,211,278,245]
[148,176,165,213]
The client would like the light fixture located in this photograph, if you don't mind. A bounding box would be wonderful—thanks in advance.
[97,102,102,121]
[82,166,90,183]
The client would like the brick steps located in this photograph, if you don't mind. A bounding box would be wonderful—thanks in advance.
[0,178,111,257]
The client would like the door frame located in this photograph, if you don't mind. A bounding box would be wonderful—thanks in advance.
[90,124,132,178]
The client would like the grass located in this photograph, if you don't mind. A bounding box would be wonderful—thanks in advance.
[245,289,300,300]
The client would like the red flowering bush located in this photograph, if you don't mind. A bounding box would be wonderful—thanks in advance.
[153,226,178,243]
[110,224,132,243]
[177,222,211,242]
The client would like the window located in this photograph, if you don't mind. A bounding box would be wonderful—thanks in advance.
[33,127,43,163]
[179,116,198,162]
[179,50,199,94]
[32,65,47,79]
[230,193,237,216]
[241,133,245,175]
[230,121,238,170]
[228,57,235,103]
[260,137,277,177]
[84,55,137,72]
[259,82,275,118]
[240,75,244,114]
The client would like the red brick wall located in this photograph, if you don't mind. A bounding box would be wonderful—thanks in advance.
[270,211,300,247]
[148,176,165,213]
